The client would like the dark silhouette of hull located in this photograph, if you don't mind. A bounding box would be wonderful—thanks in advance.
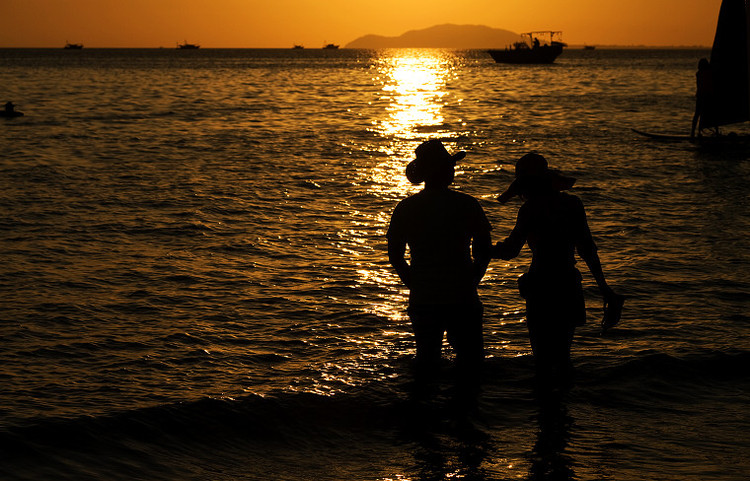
[63,43,83,49]
[632,128,750,143]
[487,43,564,64]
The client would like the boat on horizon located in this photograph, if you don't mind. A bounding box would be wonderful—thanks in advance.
[323,43,339,49]
[63,41,83,49]
[293,44,304,49]
[583,45,596,50]
[487,31,565,64]
[177,41,200,49]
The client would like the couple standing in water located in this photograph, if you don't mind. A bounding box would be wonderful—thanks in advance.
[387,139,624,389]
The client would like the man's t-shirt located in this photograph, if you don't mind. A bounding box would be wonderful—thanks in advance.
[387,188,491,306]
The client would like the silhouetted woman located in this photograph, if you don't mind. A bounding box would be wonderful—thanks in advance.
[493,153,623,385]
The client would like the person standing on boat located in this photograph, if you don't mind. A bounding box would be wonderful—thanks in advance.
[493,153,623,388]
[387,139,492,389]
[691,58,713,138]
[2,101,24,118]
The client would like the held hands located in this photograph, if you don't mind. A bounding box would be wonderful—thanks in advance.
[491,242,502,259]
[492,241,513,260]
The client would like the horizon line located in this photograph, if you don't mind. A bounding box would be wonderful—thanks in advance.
[0,44,712,49]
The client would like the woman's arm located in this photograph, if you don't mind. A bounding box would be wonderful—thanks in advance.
[493,208,526,260]
[574,199,616,298]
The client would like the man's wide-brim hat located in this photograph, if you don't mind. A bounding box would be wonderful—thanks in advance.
[406,139,466,184]
[497,152,576,203]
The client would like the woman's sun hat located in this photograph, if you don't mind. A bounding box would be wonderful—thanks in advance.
[497,153,576,203]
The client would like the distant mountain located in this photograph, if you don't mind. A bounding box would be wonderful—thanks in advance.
[345,24,522,49]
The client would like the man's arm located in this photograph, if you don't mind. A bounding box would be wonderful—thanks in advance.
[388,237,411,289]
[493,208,526,260]
[472,227,491,286]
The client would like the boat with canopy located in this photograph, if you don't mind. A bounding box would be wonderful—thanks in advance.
[487,31,566,64]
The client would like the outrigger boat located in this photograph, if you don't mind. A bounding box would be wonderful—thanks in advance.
[487,31,566,64]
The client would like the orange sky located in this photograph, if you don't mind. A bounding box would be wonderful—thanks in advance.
[0,0,721,48]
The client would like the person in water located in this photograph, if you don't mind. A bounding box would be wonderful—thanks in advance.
[691,58,713,138]
[3,102,17,117]
[387,139,492,388]
[493,153,623,385]
[2,101,23,117]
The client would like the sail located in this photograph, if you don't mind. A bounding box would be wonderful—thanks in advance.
[700,0,750,129]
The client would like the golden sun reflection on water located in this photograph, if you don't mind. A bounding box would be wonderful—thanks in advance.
[375,52,451,139]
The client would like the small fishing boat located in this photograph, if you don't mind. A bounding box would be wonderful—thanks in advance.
[487,31,565,64]
[323,43,339,49]
[177,41,200,49]
[293,44,304,49]
[63,42,83,49]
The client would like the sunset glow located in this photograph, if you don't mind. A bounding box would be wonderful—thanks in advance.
[363,50,461,200]
[0,0,722,48]
[3,0,750,474]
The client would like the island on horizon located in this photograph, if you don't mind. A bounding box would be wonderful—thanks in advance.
[0,24,711,49]
[343,24,709,50]
[345,24,522,49]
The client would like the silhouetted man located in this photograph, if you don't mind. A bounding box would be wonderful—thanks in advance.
[387,139,491,387]
[691,58,713,138]
[494,153,623,387]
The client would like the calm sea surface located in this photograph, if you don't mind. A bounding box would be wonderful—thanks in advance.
[1,48,749,480]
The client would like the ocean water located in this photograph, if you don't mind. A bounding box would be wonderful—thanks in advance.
[1,47,749,480]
